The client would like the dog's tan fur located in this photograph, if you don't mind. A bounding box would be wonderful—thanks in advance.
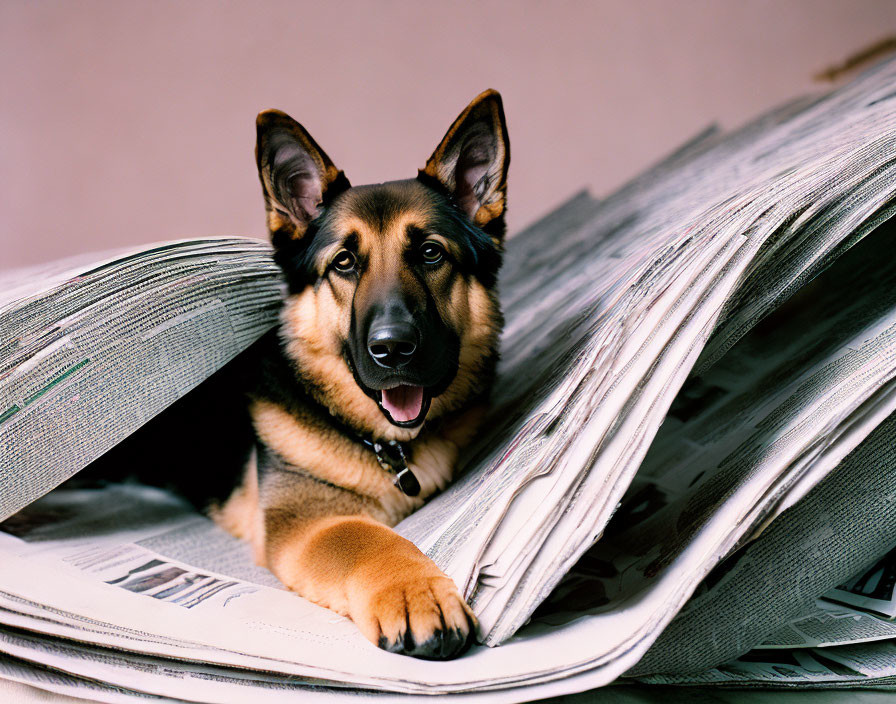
[215,91,508,659]
[277,182,502,440]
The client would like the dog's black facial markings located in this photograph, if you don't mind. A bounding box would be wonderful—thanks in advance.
[274,212,342,294]
[406,186,503,289]
[349,259,460,403]
[341,347,432,428]
[344,297,459,429]
[276,181,501,293]
[275,179,498,429]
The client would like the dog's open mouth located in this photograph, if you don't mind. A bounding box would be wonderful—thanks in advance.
[344,352,436,428]
[377,385,430,427]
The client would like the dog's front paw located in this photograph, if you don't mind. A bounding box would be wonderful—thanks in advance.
[354,575,477,660]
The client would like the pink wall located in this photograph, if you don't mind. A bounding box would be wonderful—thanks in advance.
[2,0,894,269]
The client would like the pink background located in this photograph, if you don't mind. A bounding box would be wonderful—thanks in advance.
[2,0,895,269]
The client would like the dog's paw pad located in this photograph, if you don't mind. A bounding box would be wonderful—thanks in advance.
[366,577,476,660]
[378,623,474,660]
[413,626,473,660]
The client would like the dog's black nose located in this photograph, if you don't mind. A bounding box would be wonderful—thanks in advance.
[368,323,417,368]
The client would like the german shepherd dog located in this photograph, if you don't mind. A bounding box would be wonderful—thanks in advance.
[213,91,509,660]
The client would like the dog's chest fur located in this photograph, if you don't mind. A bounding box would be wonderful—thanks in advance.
[250,397,457,520]
[212,336,481,563]
[213,404,463,566]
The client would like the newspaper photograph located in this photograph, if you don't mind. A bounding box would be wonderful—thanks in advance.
[825,548,896,619]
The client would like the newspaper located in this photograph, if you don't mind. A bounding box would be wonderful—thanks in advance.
[627,410,896,683]
[639,642,896,689]
[3,58,896,700]
[537,219,896,628]
[825,548,896,619]
[397,55,896,647]
[761,601,896,651]
[0,483,663,697]
[1,239,283,519]
[753,546,896,654]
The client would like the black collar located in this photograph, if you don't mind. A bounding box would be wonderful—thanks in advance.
[324,411,421,497]
[357,436,421,497]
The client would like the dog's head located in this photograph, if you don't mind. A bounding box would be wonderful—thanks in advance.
[256,91,509,441]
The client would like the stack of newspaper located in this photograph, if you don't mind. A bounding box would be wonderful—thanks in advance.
[3,58,896,701]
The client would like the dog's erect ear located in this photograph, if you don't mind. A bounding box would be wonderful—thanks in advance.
[256,110,349,243]
[421,90,509,231]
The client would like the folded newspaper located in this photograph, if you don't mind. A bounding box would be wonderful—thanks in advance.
[3,58,896,702]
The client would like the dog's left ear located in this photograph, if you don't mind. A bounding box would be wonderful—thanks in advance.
[256,110,350,245]
[421,90,510,231]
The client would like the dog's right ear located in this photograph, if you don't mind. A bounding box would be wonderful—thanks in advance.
[421,90,509,233]
[256,110,349,244]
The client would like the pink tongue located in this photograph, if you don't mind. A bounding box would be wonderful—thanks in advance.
[381,385,424,423]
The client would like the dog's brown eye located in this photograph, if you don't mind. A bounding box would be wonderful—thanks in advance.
[420,242,444,265]
[332,251,356,272]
